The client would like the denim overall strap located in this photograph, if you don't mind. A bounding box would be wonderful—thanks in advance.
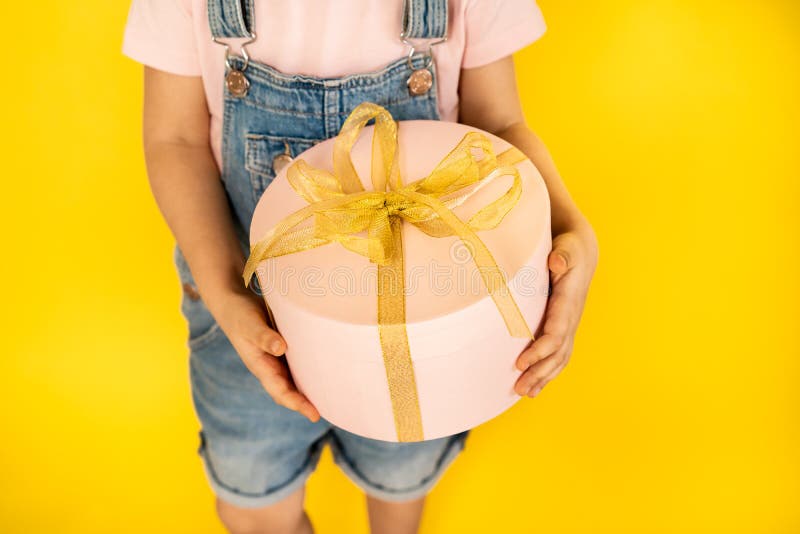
[207,0,446,40]
[401,0,448,39]
[208,0,255,39]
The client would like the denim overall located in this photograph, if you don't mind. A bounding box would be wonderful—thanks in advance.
[176,0,469,508]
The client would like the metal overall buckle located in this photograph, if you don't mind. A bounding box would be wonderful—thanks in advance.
[400,31,447,96]
[212,32,257,98]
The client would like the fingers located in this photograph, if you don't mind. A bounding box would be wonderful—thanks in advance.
[232,299,319,422]
[548,232,580,279]
[257,327,286,356]
[241,304,287,356]
[249,354,321,422]
[516,333,563,371]
[513,230,594,398]
[515,291,576,395]
[541,357,570,388]
[514,348,570,397]
[530,357,570,397]
[516,291,572,371]
[541,291,573,338]
[548,248,569,275]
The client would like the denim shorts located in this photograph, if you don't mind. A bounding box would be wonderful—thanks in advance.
[180,250,468,508]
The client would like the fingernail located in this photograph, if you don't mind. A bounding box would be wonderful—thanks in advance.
[270,341,284,354]
[530,386,542,397]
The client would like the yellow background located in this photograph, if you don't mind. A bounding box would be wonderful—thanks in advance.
[2,0,797,532]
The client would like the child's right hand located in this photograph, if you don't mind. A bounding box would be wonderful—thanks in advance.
[213,289,321,423]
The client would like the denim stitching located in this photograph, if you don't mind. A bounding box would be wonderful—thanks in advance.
[228,54,432,90]
[207,0,221,40]
[403,0,447,40]
[197,430,328,498]
[329,431,468,494]
[435,0,448,38]
[232,0,249,36]
[415,0,426,37]
[243,0,255,35]
[244,134,325,201]
[237,59,437,115]
[244,134,322,176]
[188,321,225,352]
[245,133,325,143]
[232,0,247,33]
[220,97,236,185]
[209,0,250,39]
[238,93,435,118]
[408,0,418,37]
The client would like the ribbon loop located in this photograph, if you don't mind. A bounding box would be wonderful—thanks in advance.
[333,102,400,194]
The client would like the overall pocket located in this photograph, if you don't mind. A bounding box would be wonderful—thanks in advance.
[245,133,323,201]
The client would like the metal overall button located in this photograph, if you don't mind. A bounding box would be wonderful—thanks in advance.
[401,33,446,96]
[272,140,294,175]
[407,68,433,96]
[226,70,250,97]
[213,33,257,98]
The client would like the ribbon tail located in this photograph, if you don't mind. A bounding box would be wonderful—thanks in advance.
[243,195,371,285]
[401,190,533,340]
[377,217,424,442]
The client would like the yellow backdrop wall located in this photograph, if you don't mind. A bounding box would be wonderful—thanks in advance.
[1,1,797,532]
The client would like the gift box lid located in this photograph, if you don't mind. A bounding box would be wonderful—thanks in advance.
[249,119,550,327]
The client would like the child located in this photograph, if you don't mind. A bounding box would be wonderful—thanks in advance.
[122,1,598,532]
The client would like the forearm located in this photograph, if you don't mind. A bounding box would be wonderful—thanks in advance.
[494,122,587,235]
[143,140,249,308]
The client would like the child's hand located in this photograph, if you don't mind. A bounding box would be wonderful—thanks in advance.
[457,56,599,399]
[514,224,598,397]
[215,289,321,423]
[140,68,319,420]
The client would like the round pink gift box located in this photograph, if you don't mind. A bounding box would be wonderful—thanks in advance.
[250,120,551,442]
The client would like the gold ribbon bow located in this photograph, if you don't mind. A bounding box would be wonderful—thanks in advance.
[243,102,533,442]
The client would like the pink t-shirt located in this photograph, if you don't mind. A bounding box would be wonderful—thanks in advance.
[121,0,547,172]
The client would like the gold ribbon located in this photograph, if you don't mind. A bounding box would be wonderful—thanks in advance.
[243,102,533,441]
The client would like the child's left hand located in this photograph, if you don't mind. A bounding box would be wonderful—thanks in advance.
[457,56,599,399]
[514,223,598,397]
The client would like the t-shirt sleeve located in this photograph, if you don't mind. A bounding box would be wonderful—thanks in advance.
[121,0,202,76]
[461,0,547,69]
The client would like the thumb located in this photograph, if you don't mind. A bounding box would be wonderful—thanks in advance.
[242,294,286,356]
[258,326,287,356]
[548,233,577,276]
